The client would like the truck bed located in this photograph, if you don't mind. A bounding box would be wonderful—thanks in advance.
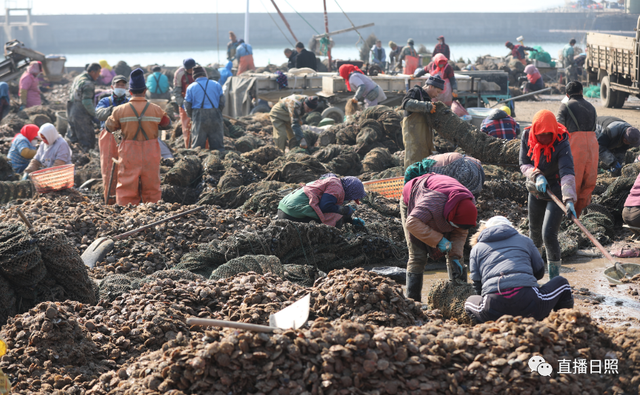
[587,32,637,79]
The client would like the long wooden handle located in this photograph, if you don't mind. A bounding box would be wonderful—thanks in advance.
[186,318,274,332]
[546,192,617,264]
[16,208,32,229]
[113,206,205,240]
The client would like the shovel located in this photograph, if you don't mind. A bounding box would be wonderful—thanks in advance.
[546,192,632,280]
[81,206,205,268]
[187,294,311,332]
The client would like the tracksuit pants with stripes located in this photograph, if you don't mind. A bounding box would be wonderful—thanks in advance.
[464,276,574,323]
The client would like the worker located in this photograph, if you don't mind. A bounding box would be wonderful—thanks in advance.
[399,39,419,75]
[67,62,101,149]
[24,123,72,174]
[433,36,450,60]
[173,58,196,148]
[338,64,387,108]
[505,41,537,65]
[480,106,520,140]
[556,81,598,217]
[236,39,256,75]
[0,82,10,121]
[427,54,458,106]
[184,66,225,150]
[623,172,640,228]
[520,110,577,279]
[563,38,577,82]
[404,152,485,195]
[98,60,116,85]
[269,95,317,151]
[522,64,545,94]
[371,40,387,70]
[19,61,42,109]
[284,48,298,69]
[105,68,171,206]
[218,61,233,87]
[277,174,366,228]
[402,173,478,301]
[96,75,129,129]
[401,75,444,170]
[227,31,239,61]
[595,116,640,174]
[146,65,171,100]
[8,124,39,174]
[295,42,317,71]
[388,41,403,66]
[464,216,573,323]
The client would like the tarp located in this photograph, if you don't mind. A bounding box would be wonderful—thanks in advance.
[222,76,258,119]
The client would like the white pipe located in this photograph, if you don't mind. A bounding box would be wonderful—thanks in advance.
[244,0,250,44]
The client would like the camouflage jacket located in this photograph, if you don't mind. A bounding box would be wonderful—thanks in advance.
[69,72,96,102]
[274,94,306,125]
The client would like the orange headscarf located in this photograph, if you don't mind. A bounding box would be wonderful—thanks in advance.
[338,64,363,92]
[527,109,568,168]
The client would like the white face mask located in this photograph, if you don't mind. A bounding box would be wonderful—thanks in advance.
[113,88,127,97]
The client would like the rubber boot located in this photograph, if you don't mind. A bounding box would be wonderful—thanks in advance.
[548,260,561,280]
[405,272,423,302]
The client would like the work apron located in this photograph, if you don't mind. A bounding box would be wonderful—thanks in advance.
[180,73,194,148]
[116,103,161,206]
[404,55,419,75]
[565,107,599,217]
[238,54,256,75]
[402,111,433,170]
[432,69,453,106]
[99,129,118,205]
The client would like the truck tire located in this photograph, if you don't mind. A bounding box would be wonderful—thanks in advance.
[600,76,618,108]
[321,107,344,124]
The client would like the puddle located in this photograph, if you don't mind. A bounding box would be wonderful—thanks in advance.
[416,255,640,328]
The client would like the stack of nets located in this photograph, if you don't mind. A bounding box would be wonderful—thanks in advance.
[427,280,476,325]
[595,176,636,219]
[163,155,202,188]
[98,269,207,303]
[0,223,97,325]
[0,181,34,204]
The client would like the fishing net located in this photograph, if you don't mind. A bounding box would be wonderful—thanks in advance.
[142,269,206,283]
[427,280,476,325]
[304,112,323,126]
[163,155,202,188]
[0,224,44,287]
[241,189,283,215]
[223,119,245,139]
[242,146,283,165]
[362,147,396,173]
[356,119,385,156]
[265,155,328,184]
[0,274,16,326]
[327,151,362,176]
[0,181,34,203]
[161,185,201,205]
[98,272,146,303]
[0,155,17,182]
[594,176,636,219]
[209,255,284,280]
[283,264,324,287]
[235,135,264,153]
[479,180,527,204]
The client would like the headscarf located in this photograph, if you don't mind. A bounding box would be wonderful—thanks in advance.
[447,198,478,226]
[341,176,366,203]
[27,61,41,75]
[0,82,9,102]
[433,53,448,68]
[338,64,363,92]
[484,215,512,228]
[38,123,60,151]
[524,64,538,75]
[527,109,568,168]
[13,124,39,143]
[624,127,640,147]
[99,60,112,71]
[388,41,397,48]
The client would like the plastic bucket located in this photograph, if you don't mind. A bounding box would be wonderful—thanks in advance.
[43,56,66,82]
[56,111,68,136]
[466,107,493,129]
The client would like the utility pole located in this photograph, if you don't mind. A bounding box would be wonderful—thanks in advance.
[323,0,331,71]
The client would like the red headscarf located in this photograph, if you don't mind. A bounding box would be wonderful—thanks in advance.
[338,64,363,92]
[13,124,39,143]
[447,198,478,226]
[527,110,568,168]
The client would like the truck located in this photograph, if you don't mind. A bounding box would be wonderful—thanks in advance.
[586,17,640,108]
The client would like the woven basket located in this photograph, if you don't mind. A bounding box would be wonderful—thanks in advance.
[363,177,403,200]
[30,164,75,194]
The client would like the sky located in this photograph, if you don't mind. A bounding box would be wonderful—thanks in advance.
[24,0,568,14]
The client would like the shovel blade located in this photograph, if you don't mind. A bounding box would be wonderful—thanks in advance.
[81,237,114,268]
[269,293,310,330]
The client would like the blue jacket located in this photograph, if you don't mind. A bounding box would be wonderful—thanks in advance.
[470,224,545,296]
[218,61,233,86]
[236,43,253,58]
[185,77,223,109]
[8,134,36,173]
[146,72,170,95]
[96,94,129,129]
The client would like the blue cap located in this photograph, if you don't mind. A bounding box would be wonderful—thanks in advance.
[183,58,196,69]
[129,68,146,90]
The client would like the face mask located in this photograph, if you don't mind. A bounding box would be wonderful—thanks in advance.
[438,64,444,68]
[113,88,127,97]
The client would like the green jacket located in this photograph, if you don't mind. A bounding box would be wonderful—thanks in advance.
[69,71,97,117]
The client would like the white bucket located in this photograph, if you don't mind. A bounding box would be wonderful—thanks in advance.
[466,107,493,128]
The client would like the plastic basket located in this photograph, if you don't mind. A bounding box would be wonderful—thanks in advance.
[363,176,404,200]
[30,164,75,194]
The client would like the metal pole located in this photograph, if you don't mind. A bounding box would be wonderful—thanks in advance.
[244,0,250,44]
[216,0,220,64]
[323,0,331,71]
[270,0,298,43]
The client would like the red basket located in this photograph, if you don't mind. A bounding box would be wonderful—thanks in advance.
[30,164,75,194]
[363,176,404,200]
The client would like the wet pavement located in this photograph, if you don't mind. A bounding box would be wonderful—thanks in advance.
[418,254,640,328]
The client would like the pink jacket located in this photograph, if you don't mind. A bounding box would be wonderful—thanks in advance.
[19,72,41,108]
[303,177,345,227]
[625,173,640,207]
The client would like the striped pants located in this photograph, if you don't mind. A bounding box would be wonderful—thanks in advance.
[465,277,573,323]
